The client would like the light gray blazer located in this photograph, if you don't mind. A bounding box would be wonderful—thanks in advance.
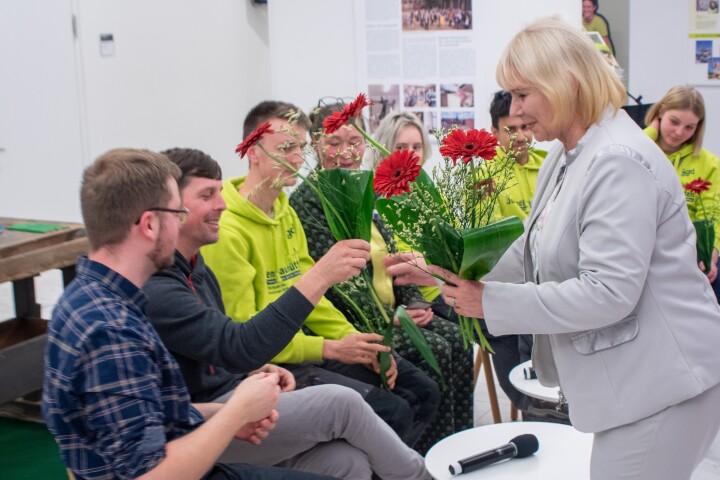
[483,109,720,433]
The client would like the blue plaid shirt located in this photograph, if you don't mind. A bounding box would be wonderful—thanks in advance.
[42,257,204,479]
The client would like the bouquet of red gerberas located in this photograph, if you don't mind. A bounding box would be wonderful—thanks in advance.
[323,94,525,350]
[685,177,718,274]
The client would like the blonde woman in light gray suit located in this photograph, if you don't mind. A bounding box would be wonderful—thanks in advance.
[386,16,720,480]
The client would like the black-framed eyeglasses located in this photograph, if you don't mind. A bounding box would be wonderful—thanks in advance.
[316,96,355,108]
[135,207,190,225]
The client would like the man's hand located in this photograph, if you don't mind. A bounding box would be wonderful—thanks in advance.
[295,240,371,305]
[227,372,281,424]
[368,354,398,389]
[250,364,296,392]
[322,332,390,364]
[235,410,279,445]
[313,239,371,287]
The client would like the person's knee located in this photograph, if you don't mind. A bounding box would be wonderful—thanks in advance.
[309,384,367,421]
[364,388,414,440]
[285,440,372,480]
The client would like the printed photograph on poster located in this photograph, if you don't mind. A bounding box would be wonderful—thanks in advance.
[697,0,719,13]
[440,83,474,108]
[441,111,474,131]
[708,57,720,78]
[403,84,437,108]
[402,0,472,32]
[368,84,400,131]
[407,111,438,134]
[691,0,720,32]
[697,40,713,62]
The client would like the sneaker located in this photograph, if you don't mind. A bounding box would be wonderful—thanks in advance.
[523,399,571,424]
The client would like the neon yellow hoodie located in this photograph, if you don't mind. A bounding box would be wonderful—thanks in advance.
[645,126,720,249]
[201,176,357,364]
[491,147,546,221]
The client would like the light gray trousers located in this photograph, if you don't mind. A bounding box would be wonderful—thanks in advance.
[216,384,431,480]
[591,382,720,479]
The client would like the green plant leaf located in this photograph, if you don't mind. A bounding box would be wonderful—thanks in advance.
[394,305,445,388]
[376,193,462,272]
[693,219,715,274]
[458,216,524,280]
[378,316,394,389]
[316,169,375,242]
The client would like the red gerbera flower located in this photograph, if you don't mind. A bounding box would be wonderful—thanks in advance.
[322,93,372,134]
[685,177,712,195]
[439,128,499,164]
[235,121,274,158]
[373,150,422,199]
[476,178,497,198]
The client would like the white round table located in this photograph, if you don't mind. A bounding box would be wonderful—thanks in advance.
[425,422,592,479]
[509,360,560,403]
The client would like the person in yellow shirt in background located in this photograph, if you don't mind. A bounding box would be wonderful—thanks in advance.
[582,0,614,55]
[489,90,547,221]
[644,85,720,303]
[484,90,566,421]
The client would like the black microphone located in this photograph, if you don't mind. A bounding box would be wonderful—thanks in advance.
[448,434,539,475]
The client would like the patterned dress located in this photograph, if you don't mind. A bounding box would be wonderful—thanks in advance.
[290,178,474,454]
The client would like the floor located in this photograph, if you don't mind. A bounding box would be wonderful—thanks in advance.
[2,270,720,478]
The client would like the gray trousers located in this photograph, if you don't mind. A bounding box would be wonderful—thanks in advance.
[591,382,720,479]
[216,384,430,480]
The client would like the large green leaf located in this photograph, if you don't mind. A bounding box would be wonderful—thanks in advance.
[376,192,462,272]
[694,219,715,274]
[316,169,375,242]
[458,216,524,280]
[395,306,445,388]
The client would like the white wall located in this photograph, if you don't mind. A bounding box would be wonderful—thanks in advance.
[1,0,271,222]
[601,0,630,88]
[629,0,720,155]
[3,0,719,222]
[0,0,86,221]
[77,0,271,183]
[269,0,360,114]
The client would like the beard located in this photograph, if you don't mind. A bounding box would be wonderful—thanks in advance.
[147,221,175,271]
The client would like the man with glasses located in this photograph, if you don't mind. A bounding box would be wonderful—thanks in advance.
[42,148,337,479]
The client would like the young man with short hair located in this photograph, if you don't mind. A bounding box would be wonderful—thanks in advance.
[145,147,430,479]
[201,101,440,447]
[42,149,334,480]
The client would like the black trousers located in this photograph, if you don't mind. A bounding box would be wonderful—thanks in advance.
[286,356,440,448]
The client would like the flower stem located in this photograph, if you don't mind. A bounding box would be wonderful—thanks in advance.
[256,142,352,239]
[350,119,391,157]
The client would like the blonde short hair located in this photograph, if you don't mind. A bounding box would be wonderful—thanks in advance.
[644,85,705,156]
[497,16,626,133]
[367,112,431,169]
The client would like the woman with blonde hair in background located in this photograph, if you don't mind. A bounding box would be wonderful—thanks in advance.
[644,85,720,302]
